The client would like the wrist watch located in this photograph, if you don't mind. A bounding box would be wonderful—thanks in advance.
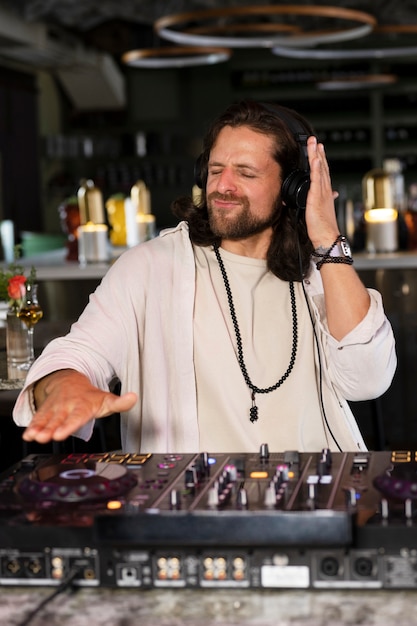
[331,236,352,257]
[315,236,352,257]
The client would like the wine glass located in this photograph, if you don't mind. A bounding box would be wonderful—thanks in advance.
[17,283,43,369]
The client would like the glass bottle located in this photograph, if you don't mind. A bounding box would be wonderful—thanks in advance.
[405,183,417,250]
[15,283,43,371]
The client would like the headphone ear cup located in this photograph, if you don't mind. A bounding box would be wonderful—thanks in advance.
[194,153,205,189]
[281,169,311,211]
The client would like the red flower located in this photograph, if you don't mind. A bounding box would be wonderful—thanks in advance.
[8,275,26,300]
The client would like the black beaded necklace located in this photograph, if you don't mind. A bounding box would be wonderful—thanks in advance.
[213,244,298,423]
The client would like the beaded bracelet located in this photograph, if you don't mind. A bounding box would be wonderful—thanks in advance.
[313,234,354,270]
[316,256,354,270]
[312,234,343,258]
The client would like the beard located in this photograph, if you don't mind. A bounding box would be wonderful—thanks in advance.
[207,191,278,239]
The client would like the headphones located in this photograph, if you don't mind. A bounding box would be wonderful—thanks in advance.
[194,102,311,212]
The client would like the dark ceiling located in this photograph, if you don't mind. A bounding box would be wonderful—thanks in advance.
[6,0,417,31]
[2,0,417,61]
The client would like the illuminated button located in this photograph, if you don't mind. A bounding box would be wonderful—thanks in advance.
[392,451,411,463]
[107,500,122,510]
[250,471,269,479]
[109,454,129,463]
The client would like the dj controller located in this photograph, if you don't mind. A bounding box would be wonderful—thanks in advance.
[1,447,417,590]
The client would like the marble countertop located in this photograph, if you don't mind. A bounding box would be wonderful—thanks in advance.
[0,587,415,626]
[10,248,116,281]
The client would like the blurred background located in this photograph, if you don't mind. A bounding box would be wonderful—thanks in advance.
[0,0,416,239]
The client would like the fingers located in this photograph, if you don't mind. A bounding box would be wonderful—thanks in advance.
[305,137,340,247]
[306,137,327,200]
[22,406,92,443]
[22,390,138,444]
[307,137,330,181]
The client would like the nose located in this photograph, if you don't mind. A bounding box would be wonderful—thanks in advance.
[215,168,237,194]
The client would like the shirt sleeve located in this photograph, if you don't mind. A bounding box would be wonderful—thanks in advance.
[305,269,397,401]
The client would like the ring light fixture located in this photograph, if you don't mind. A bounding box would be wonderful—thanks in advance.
[316,74,398,91]
[273,24,417,59]
[187,23,302,35]
[154,5,376,49]
[122,46,232,68]
[273,45,417,60]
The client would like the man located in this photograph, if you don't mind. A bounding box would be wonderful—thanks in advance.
[14,100,396,453]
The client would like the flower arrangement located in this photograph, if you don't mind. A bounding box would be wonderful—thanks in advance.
[0,246,36,312]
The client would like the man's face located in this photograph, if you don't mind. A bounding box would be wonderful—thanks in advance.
[206,125,282,240]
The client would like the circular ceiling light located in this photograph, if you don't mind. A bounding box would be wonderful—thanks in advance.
[154,6,376,49]
[272,24,417,59]
[122,46,231,68]
[273,45,417,60]
[317,74,398,91]
[188,23,302,36]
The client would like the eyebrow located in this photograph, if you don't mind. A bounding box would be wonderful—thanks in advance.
[208,160,261,173]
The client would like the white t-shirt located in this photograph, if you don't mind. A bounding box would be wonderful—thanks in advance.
[193,244,331,452]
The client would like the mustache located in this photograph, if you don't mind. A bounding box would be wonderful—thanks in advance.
[207,191,243,203]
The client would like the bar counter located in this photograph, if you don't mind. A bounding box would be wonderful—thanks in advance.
[10,247,417,281]
[12,246,417,336]
[0,586,416,625]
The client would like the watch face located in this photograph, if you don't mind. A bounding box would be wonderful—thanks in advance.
[341,239,351,256]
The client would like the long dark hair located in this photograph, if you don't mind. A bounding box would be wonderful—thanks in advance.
[171,99,315,281]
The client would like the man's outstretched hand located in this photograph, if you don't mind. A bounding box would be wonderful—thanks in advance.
[22,369,137,444]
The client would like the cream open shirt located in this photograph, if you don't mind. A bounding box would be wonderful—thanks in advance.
[13,221,396,453]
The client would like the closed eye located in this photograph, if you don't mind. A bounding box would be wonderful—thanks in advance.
[208,166,258,178]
